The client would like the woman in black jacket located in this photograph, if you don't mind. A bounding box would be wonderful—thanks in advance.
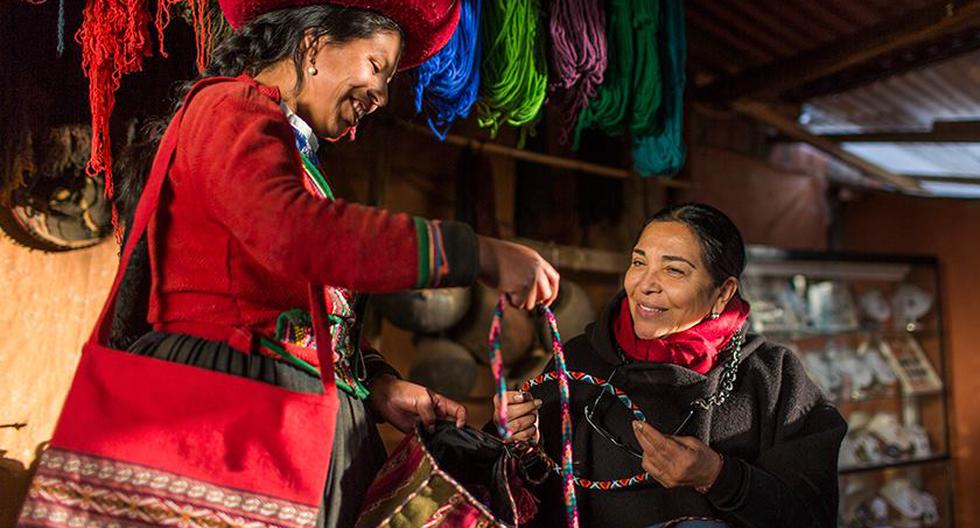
[496,203,846,527]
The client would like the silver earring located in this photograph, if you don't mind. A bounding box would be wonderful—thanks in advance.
[709,312,720,320]
[307,65,317,76]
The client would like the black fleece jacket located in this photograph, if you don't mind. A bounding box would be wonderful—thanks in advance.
[526,292,847,528]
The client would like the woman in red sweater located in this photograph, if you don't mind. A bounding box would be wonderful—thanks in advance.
[109,1,560,526]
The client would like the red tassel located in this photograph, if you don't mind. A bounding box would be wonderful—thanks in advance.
[77,0,153,242]
[189,0,214,72]
[157,0,213,72]
[509,463,540,525]
[155,0,182,58]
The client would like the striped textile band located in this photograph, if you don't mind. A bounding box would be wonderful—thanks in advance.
[521,371,647,421]
[412,217,448,289]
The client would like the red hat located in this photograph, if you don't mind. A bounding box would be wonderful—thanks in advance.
[217,0,460,70]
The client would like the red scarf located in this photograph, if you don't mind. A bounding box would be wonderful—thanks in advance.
[613,296,750,374]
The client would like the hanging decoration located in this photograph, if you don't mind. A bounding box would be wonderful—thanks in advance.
[76,0,218,240]
[572,0,662,150]
[476,0,548,146]
[628,0,662,138]
[414,0,482,140]
[76,0,154,238]
[633,0,686,177]
[158,0,221,73]
[547,0,607,145]
[0,125,114,252]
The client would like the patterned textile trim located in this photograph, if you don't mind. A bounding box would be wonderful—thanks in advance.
[521,370,653,490]
[18,448,318,528]
[412,217,448,289]
[521,371,647,422]
[356,433,506,528]
[299,154,334,201]
[413,217,431,288]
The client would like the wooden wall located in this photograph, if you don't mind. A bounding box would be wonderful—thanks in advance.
[0,239,116,525]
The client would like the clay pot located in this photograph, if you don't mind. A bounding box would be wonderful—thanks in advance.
[449,284,535,366]
[374,287,471,334]
[408,337,479,401]
[538,280,596,346]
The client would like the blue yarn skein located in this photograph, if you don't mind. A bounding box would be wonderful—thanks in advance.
[414,0,482,140]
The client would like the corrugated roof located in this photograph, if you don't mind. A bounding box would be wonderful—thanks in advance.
[686,0,934,78]
[685,0,980,198]
[802,50,980,133]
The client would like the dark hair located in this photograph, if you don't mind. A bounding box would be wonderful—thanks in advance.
[640,203,745,287]
[115,5,402,220]
[109,5,402,348]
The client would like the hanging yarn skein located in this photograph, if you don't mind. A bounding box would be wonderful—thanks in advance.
[629,0,662,138]
[633,0,686,177]
[571,0,632,149]
[476,0,548,146]
[76,0,154,236]
[156,0,218,73]
[414,0,482,140]
[572,0,662,150]
[548,0,607,145]
[78,0,219,238]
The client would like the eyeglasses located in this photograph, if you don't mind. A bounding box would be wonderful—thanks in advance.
[584,364,697,460]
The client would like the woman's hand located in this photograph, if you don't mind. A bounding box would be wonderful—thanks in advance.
[477,236,560,310]
[632,421,723,493]
[493,390,542,443]
[367,375,467,433]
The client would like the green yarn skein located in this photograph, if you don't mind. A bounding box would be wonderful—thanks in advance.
[574,0,662,149]
[476,0,548,146]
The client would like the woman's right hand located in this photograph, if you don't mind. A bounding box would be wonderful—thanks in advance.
[493,390,542,443]
[477,236,560,310]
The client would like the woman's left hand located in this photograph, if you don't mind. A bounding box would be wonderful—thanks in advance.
[632,421,723,493]
[368,375,468,433]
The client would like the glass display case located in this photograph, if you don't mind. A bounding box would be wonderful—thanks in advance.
[743,247,953,528]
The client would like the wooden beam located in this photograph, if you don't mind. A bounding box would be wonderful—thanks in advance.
[396,121,694,190]
[733,100,922,191]
[901,174,980,184]
[515,238,627,275]
[778,120,980,143]
[697,0,980,103]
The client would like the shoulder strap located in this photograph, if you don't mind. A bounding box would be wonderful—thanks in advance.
[88,77,243,347]
[87,76,338,393]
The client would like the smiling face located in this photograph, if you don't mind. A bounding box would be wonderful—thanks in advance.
[624,221,736,339]
[295,30,402,139]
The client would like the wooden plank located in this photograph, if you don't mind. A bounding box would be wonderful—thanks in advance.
[396,121,694,189]
[515,238,628,275]
[697,0,980,102]
[733,100,922,191]
[782,120,980,143]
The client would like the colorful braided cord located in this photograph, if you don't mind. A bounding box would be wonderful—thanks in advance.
[522,370,652,490]
[522,371,646,421]
[542,307,580,528]
[488,297,510,439]
[490,301,580,526]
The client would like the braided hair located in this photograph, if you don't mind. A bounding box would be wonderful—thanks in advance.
[110,5,403,349]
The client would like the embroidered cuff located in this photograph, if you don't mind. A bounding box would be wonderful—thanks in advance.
[413,218,479,289]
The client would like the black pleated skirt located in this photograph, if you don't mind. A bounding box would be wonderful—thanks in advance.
[129,331,388,528]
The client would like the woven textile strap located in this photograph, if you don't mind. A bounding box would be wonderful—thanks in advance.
[490,300,580,528]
